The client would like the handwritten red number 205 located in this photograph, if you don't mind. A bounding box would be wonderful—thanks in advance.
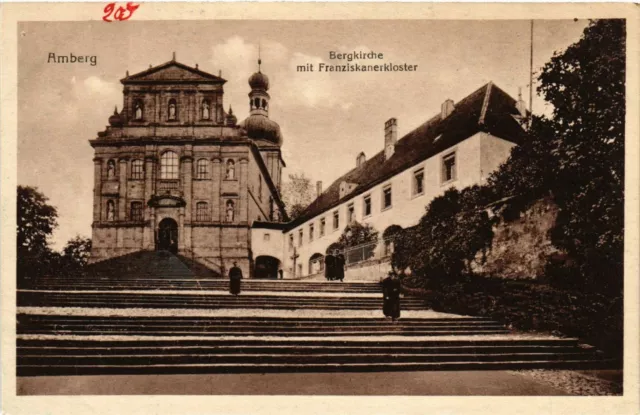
[103,2,140,22]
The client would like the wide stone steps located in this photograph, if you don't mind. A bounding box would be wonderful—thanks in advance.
[26,279,382,293]
[16,338,610,377]
[18,291,424,310]
[18,315,510,336]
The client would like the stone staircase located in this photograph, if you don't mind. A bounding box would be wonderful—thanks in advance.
[16,251,617,376]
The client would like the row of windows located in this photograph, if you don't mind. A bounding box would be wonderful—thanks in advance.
[103,199,236,222]
[288,152,457,250]
[132,98,215,122]
[104,155,237,181]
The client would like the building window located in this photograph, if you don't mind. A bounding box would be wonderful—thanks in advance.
[298,229,303,247]
[168,98,177,120]
[202,99,211,120]
[264,233,270,242]
[196,202,209,221]
[320,218,326,236]
[225,200,235,222]
[382,185,392,210]
[131,159,144,180]
[225,159,236,180]
[333,210,339,230]
[130,201,143,221]
[160,151,179,180]
[413,168,424,196]
[347,203,355,223]
[289,234,294,250]
[134,100,143,120]
[106,159,116,179]
[442,152,456,183]
[258,175,263,201]
[309,223,314,242]
[363,195,372,217]
[106,200,115,221]
[196,159,209,179]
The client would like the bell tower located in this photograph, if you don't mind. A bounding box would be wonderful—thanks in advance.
[248,50,270,117]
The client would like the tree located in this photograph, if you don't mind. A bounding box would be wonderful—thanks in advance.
[281,173,316,220]
[392,187,493,282]
[336,221,379,249]
[17,186,58,283]
[62,236,92,270]
[537,19,625,294]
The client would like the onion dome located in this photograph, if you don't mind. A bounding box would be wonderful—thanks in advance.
[239,114,282,145]
[248,71,269,91]
[108,106,123,127]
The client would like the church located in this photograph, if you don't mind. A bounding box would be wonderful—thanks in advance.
[89,54,287,277]
[90,54,528,280]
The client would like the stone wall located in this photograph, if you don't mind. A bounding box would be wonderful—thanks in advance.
[472,197,560,279]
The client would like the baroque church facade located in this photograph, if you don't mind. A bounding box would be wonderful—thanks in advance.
[89,55,286,277]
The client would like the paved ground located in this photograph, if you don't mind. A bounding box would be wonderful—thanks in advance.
[17,370,569,396]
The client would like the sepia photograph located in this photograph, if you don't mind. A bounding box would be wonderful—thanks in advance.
[2,3,639,414]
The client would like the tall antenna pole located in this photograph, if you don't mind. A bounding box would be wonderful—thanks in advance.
[529,20,534,127]
[258,42,262,72]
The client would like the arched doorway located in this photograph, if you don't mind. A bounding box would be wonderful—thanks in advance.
[157,218,178,254]
[309,253,324,275]
[254,256,280,279]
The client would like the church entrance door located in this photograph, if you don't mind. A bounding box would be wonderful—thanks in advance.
[157,218,178,254]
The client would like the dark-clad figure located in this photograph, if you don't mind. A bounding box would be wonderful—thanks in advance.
[335,253,346,282]
[324,254,336,281]
[229,262,243,295]
[381,271,401,321]
[278,269,284,280]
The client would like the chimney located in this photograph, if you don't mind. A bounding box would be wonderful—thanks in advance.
[384,118,397,160]
[441,99,455,118]
[316,181,323,197]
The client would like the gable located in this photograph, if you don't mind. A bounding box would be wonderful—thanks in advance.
[122,61,226,84]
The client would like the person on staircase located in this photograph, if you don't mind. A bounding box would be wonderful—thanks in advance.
[229,262,243,296]
[381,271,401,322]
[336,253,346,282]
[324,254,336,281]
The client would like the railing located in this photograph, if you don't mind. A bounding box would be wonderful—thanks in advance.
[327,236,397,267]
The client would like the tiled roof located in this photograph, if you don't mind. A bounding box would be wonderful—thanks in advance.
[287,82,527,229]
[121,60,226,84]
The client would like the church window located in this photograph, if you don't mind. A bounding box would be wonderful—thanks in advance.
[269,196,274,221]
[363,194,372,217]
[202,100,211,120]
[106,200,115,221]
[258,175,263,201]
[253,97,260,109]
[442,152,456,183]
[196,202,210,221]
[130,201,143,221]
[333,210,339,230]
[382,184,392,210]
[413,168,424,196]
[309,223,314,242]
[298,229,303,247]
[160,151,179,180]
[225,159,236,180]
[106,160,116,179]
[131,159,144,179]
[347,203,355,223]
[196,159,209,179]
[225,200,235,222]
[168,99,177,121]
[134,100,143,120]
[320,218,326,236]
[261,99,267,110]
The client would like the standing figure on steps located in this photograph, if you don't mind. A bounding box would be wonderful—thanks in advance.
[229,261,243,295]
[381,271,401,322]
[336,253,345,282]
[324,254,335,281]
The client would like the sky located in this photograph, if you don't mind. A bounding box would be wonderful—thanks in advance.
[18,19,589,250]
